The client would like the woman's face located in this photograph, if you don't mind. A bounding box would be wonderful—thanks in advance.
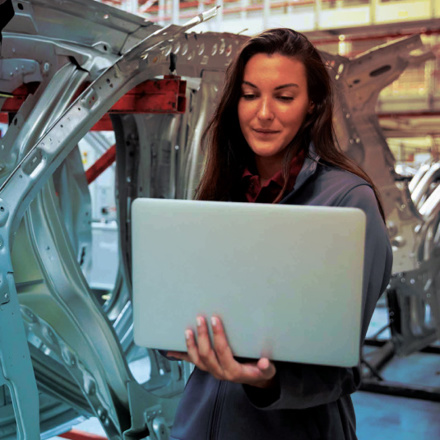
[238,53,314,165]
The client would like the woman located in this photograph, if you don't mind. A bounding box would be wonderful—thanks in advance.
[167,28,392,439]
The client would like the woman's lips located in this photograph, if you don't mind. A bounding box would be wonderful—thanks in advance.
[252,128,280,135]
[253,128,278,134]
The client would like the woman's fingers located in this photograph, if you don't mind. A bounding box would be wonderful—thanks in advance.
[211,315,240,379]
[194,316,225,379]
[210,316,275,385]
[257,357,275,375]
[166,351,191,362]
[180,316,277,387]
[184,327,207,370]
[256,357,277,382]
[240,358,277,387]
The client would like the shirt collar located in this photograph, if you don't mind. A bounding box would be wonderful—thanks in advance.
[291,142,320,193]
[241,143,319,203]
[241,149,307,187]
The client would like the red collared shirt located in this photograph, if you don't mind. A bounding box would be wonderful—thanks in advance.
[241,150,305,203]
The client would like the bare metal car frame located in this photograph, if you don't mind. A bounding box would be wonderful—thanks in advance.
[0,0,439,438]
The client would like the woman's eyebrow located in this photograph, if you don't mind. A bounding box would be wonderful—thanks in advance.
[242,81,257,88]
[275,83,299,90]
[242,81,299,90]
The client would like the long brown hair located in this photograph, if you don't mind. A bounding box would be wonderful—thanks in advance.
[195,28,385,219]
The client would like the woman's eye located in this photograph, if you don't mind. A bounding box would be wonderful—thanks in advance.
[278,96,294,102]
[242,94,257,100]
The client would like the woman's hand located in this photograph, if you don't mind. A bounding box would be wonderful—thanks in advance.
[167,315,277,389]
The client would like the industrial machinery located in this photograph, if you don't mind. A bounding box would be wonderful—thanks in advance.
[0,0,438,437]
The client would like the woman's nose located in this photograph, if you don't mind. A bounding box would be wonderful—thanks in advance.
[257,97,274,121]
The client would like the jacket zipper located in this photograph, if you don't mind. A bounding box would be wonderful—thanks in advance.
[209,381,226,440]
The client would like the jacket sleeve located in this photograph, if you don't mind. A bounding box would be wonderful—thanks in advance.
[244,184,393,410]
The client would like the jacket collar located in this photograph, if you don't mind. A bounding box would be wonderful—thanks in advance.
[280,142,320,203]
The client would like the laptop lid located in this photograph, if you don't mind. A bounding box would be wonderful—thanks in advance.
[131,198,366,367]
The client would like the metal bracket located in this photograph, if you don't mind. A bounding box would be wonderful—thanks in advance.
[0,288,9,305]
[145,405,170,440]
[0,198,9,226]
[152,415,170,440]
[0,272,40,439]
[0,224,10,304]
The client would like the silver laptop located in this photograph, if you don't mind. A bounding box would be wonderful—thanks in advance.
[132,198,366,367]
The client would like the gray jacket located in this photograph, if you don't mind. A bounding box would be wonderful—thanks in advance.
[170,153,393,440]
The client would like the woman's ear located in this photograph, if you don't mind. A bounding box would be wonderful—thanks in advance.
[308,101,315,114]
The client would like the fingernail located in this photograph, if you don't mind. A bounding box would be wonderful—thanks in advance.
[197,316,203,327]
[211,316,218,327]
[185,329,192,340]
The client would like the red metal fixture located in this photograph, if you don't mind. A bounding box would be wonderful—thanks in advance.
[111,75,186,114]
[85,145,116,184]
[0,75,187,129]
[59,429,108,440]
[0,76,186,183]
